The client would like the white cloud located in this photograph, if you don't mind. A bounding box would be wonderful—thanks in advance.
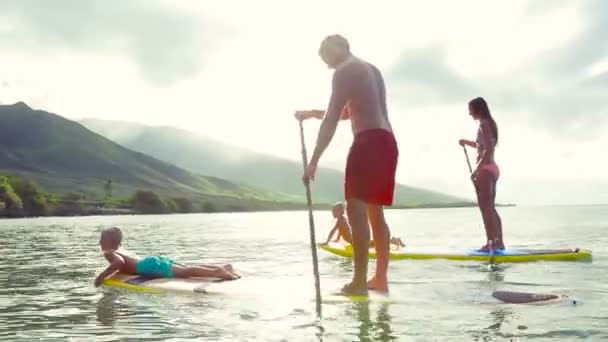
[445,1,585,77]
[585,56,608,78]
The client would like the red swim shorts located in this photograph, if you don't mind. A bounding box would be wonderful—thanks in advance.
[345,129,399,206]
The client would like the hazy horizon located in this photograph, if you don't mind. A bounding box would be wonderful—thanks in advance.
[1,0,607,205]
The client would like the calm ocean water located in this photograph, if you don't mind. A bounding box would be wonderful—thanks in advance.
[1,206,606,341]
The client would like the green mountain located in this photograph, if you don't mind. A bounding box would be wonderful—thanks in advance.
[80,118,466,205]
[0,102,295,209]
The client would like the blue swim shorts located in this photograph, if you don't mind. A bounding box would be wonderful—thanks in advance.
[136,256,175,278]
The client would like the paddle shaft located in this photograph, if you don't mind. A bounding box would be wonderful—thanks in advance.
[462,145,473,174]
[462,145,478,194]
[298,119,323,318]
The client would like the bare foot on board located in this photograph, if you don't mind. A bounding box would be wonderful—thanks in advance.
[367,276,389,293]
[477,243,506,253]
[339,282,368,297]
[219,268,240,281]
[494,241,506,250]
[477,243,490,252]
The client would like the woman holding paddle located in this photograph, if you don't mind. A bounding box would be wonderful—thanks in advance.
[459,97,504,252]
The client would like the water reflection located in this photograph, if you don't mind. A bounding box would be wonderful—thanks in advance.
[96,291,120,327]
[463,262,514,340]
[487,267,505,284]
[300,301,395,341]
[94,289,197,340]
[351,302,396,342]
[468,308,514,341]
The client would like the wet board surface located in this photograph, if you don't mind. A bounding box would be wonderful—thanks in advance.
[319,290,396,304]
[318,242,592,263]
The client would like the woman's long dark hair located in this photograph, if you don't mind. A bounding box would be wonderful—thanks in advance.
[469,97,498,144]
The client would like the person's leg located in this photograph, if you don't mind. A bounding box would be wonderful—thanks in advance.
[366,204,390,292]
[341,198,370,296]
[344,235,353,245]
[172,265,238,280]
[490,174,504,249]
[194,264,231,271]
[341,129,397,296]
[475,182,491,249]
[494,209,504,249]
[194,264,239,277]
[476,171,499,250]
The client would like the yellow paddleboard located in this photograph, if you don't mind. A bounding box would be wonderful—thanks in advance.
[318,242,592,263]
[103,272,227,294]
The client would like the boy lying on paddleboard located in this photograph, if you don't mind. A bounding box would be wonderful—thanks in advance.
[94,227,239,287]
[324,202,405,249]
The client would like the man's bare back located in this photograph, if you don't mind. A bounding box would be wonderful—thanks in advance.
[332,56,392,135]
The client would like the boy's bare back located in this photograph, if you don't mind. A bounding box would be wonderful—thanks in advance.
[103,251,139,275]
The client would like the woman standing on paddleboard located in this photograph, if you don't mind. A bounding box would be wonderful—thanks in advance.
[459,97,504,252]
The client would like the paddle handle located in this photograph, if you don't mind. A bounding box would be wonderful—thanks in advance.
[298,119,323,318]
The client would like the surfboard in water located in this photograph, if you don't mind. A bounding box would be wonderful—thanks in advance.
[103,272,229,294]
[318,242,592,263]
[492,291,576,305]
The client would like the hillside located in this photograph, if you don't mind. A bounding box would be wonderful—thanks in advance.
[0,102,295,210]
[80,118,467,205]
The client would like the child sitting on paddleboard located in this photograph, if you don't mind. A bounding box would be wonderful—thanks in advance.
[94,227,239,287]
[324,202,353,244]
[324,202,405,248]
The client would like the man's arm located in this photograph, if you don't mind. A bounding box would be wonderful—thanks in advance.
[309,69,349,166]
[94,252,125,287]
[295,104,349,122]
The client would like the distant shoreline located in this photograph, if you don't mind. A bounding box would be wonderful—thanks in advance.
[1,170,516,220]
[389,203,516,210]
[0,201,519,219]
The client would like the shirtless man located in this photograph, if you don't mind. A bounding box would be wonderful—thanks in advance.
[297,34,399,296]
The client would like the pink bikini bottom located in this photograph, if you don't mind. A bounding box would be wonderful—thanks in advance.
[480,163,500,180]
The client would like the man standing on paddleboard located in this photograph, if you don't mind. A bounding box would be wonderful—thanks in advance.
[296,34,399,296]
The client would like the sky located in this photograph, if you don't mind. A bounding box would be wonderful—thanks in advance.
[1,0,607,205]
